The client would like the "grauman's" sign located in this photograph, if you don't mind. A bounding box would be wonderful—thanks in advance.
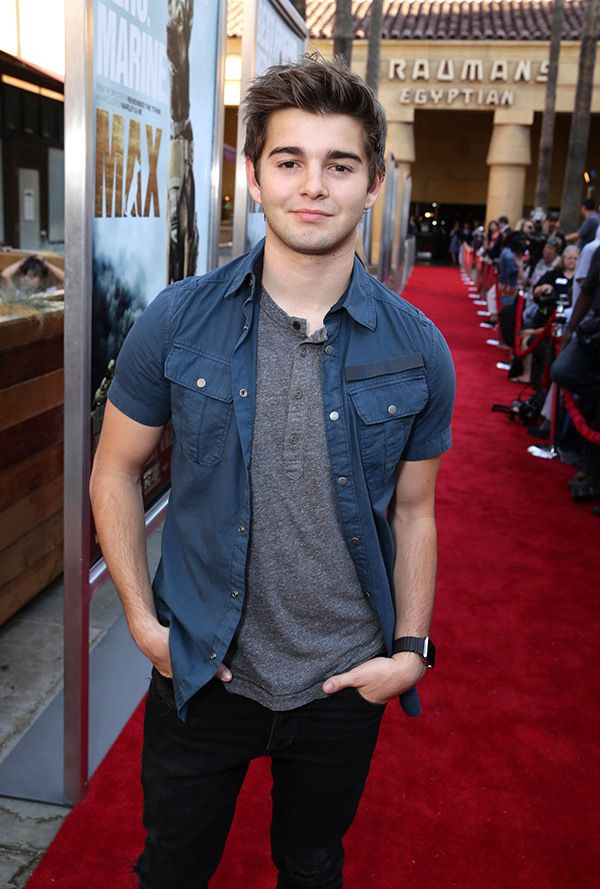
[388,58,549,83]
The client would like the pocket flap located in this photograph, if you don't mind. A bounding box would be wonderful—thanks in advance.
[349,377,428,424]
[345,352,424,382]
[165,344,233,403]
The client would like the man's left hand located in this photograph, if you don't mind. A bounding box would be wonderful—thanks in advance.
[322,653,427,705]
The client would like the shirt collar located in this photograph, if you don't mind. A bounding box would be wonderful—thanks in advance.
[223,239,376,331]
[223,239,265,299]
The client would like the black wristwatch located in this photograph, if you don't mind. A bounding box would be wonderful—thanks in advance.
[392,636,436,669]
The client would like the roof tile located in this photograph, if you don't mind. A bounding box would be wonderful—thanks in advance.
[227,0,586,42]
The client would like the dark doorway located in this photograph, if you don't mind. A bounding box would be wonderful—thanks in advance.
[411,201,486,263]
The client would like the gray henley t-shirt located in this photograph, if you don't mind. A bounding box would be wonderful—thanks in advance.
[225,288,385,710]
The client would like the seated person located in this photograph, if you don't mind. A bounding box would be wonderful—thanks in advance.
[0,254,64,298]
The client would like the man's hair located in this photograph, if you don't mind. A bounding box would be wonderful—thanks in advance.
[242,53,387,190]
[582,197,597,211]
[498,215,509,225]
[508,232,525,255]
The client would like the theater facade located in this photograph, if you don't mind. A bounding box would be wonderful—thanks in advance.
[225,0,600,259]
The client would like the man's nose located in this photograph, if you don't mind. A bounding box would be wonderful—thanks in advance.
[299,163,328,199]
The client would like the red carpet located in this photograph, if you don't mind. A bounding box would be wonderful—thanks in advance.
[27,266,600,888]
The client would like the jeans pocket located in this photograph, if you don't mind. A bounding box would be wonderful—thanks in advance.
[347,686,387,710]
[150,667,176,715]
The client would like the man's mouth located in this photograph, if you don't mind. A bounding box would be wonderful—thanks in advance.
[291,209,332,222]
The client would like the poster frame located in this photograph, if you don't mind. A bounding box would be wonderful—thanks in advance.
[63,0,227,805]
[378,156,399,285]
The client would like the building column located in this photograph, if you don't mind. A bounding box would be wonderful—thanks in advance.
[485,110,533,226]
[371,111,415,267]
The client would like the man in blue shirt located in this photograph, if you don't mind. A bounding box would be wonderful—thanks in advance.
[90,55,455,889]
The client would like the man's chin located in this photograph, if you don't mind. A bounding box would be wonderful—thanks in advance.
[270,228,358,257]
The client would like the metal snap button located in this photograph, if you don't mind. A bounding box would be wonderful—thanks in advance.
[337,476,348,486]
[240,388,248,398]
[387,404,398,415]
[210,652,217,660]
[350,536,361,546]
[238,524,246,533]
[329,411,340,421]
[196,378,206,388]
[231,590,239,598]
[325,345,334,355]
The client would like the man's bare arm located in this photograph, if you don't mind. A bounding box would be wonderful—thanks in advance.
[323,456,441,703]
[90,400,172,675]
[390,456,440,640]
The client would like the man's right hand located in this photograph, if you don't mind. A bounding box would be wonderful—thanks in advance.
[134,620,173,677]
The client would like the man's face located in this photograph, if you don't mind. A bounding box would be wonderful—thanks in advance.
[246,109,382,257]
[542,243,557,264]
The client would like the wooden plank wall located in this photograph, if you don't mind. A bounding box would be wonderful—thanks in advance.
[0,307,64,625]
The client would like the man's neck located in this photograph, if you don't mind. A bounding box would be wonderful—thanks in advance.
[261,235,356,335]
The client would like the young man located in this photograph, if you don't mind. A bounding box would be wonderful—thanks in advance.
[90,55,455,889]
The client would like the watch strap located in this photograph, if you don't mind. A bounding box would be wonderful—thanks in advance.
[392,635,436,668]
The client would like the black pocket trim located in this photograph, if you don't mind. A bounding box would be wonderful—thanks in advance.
[344,352,424,382]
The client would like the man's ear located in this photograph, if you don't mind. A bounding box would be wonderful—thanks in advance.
[246,157,261,205]
[364,172,384,211]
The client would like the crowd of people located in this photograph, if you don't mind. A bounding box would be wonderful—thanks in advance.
[461,198,600,516]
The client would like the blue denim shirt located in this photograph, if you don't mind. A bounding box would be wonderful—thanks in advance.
[108,241,456,719]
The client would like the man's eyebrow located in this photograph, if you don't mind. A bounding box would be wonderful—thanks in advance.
[266,146,364,164]
[327,150,364,164]
[267,146,305,158]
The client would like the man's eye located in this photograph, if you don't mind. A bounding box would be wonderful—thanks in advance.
[332,164,351,173]
[279,161,298,169]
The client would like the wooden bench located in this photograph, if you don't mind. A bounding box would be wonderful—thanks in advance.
[0,303,64,625]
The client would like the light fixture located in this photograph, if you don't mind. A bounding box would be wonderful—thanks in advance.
[1,73,63,102]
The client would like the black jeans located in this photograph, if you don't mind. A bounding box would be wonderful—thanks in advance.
[134,671,385,889]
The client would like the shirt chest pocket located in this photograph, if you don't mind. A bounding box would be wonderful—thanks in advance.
[165,344,233,466]
[347,360,428,490]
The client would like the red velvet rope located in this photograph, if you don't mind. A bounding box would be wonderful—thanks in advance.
[563,389,600,445]
[512,294,556,358]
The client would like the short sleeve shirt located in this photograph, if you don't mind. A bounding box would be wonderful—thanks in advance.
[108,241,456,718]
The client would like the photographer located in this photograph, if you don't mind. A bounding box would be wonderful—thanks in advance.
[551,243,600,503]
[514,246,577,388]
[526,238,561,290]
[498,232,526,346]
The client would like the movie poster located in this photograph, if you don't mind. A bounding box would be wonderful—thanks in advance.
[91,0,223,560]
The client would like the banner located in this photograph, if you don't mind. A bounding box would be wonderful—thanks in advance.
[91,0,224,556]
